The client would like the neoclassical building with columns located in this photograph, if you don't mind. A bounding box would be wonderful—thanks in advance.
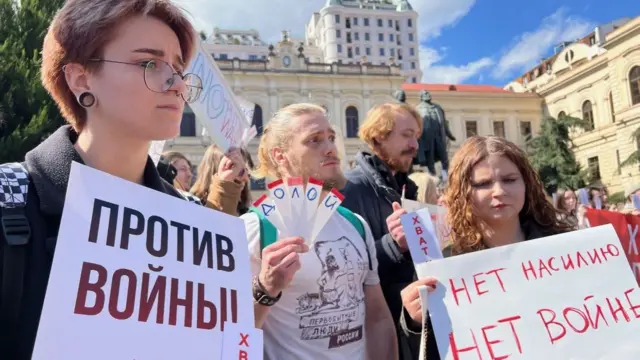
[505,16,640,193]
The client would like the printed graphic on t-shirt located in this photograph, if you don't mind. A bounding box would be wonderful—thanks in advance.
[295,236,367,349]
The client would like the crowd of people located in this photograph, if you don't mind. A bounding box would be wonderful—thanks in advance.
[0,0,634,359]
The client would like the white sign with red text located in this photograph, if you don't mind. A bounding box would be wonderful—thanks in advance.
[421,225,640,359]
[32,162,254,360]
[220,323,263,360]
[400,208,444,265]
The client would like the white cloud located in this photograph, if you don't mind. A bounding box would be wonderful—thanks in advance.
[492,8,594,78]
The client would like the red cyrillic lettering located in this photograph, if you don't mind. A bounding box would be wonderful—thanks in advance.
[239,350,248,360]
[108,268,137,320]
[88,199,119,246]
[547,256,559,271]
[624,288,640,319]
[419,237,427,246]
[239,333,249,347]
[480,325,505,360]
[197,283,217,329]
[450,277,472,306]
[562,307,589,333]
[583,295,609,329]
[415,226,423,235]
[537,259,552,278]
[561,254,575,270]
[485,268,507,292]
[473,273,487,296]
[586,249,602,264]
[607,296,631,323]
[139,272,167,324]
[498,315,523,354]
[449,330,482,360]
[537,308,566,344]
[412,216,420,225]
[576,251,588,268]
[521,260,537,281]
[74,262,107,316]
[169,278,194,327]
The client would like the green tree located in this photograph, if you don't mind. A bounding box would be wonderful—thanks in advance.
[527,115,588,195]
[619,127,640,169]
[0,0,65,163]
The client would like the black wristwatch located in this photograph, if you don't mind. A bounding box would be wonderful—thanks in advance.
[252,276,282,306]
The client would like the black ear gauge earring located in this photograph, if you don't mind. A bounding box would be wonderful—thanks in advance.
[78,92,95,108]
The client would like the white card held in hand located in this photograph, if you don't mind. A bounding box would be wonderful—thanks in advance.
[267,179,292,234]
[303,178,324,240]
[578,188,589,205]
[220,323,263,360]
[594,195,602,209]
[252,194,289,237]
[309,188,344,244]
[633,194,640,210]
[400,208,443,265]
[287,177,306,238]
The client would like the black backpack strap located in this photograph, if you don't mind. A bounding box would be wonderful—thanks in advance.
[0,162,31,328]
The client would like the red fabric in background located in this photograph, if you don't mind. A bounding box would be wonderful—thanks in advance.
[585,209,640,284]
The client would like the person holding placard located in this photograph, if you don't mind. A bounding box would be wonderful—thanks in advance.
[243,103,397,359]
[341,103,422,360]
[190,145,252,216]
[0,1,202,358]
[399,136,574,360]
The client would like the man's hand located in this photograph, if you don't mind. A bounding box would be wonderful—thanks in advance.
[258,237,308,296]
[217,149,249,183]
[401,277,437,324]
[386,202,408,251]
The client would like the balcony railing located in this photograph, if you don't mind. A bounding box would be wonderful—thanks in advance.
[217,58,402,76]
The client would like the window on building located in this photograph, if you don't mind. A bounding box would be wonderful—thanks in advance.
[346,106,359,138]
[388,19,393,28]
[347,47,353,58]
[378,33,383,41]
[390,48,395,57]
[411,62,416,69]
[364,18,369,26]
[365,47,371,56]
[408,33,414,42]
[587,156,601,181]
[218,54,228,60]
[609,91,616,123]
[493,121,506,137]
[630,66,640,105]
[398,49,403,60]
[346,32,352,43]
[252,105,263,135]
[355,47,360,56]
[409,48,415,56]
[520,121,532,139]
[379,48,385,56]
[377,18,383,27]
[336,29,341,38]
[345,17,351,29]
[395,20,400,31]
[412,77,417,83]
[180,110,196,137]
[262,55,267,60]
[582,100,594,130]
[465,121,478,138]
[353,17,358,26]
[408,19,413,27]
[337,44,342,53]
[389,34,394,42]
[364,32,370,41]
[354,32,359,40]
[557,111,566,119]
[335,14,340,24]
[248,55,258,60]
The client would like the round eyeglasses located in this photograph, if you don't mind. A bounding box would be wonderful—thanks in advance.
[87,58,203,103]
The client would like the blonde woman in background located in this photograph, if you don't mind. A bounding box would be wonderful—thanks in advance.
[408,171,439,204]
[190,145,252,216]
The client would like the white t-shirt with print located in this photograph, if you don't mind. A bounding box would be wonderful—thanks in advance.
[242,210,380,360]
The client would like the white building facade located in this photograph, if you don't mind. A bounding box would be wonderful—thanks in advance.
[306,0,421,83]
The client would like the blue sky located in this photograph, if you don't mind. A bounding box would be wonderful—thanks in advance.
[177,0,638,86]
[421,1,639,85]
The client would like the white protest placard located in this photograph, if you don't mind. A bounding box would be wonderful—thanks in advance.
[402,198,451,248]
[32,162,254,360]
[186,40,252,152]
[220,323,264,360]
[421,225,640,360]
[400,208,443,265]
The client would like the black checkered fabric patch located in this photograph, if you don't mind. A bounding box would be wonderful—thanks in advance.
[0,163,29,208]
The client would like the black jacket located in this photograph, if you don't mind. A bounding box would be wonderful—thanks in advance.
[0,126,182,360]
[341,151,419,359]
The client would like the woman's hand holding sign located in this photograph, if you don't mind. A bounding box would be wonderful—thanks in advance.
[259,237,309,297]
[401,277,438,324]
